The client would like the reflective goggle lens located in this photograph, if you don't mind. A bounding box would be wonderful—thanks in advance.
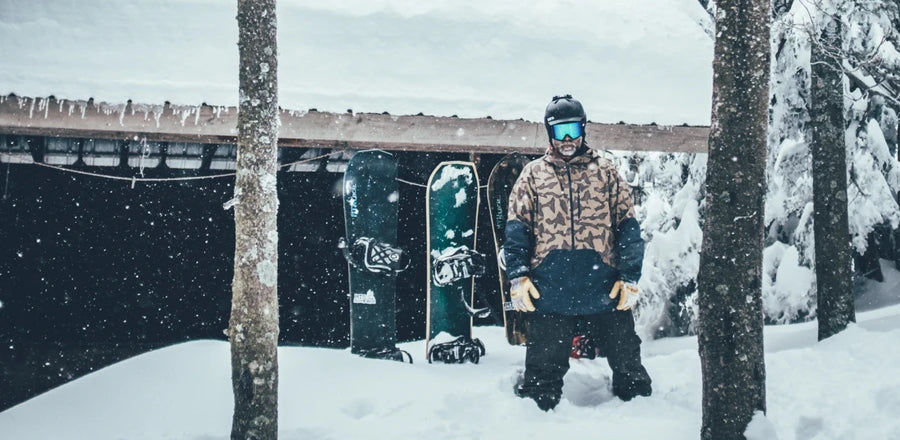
[551,122,584,141]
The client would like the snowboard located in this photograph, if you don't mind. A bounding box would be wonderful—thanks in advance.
[343,150,402,356]
[425,161,481,357]
[487,153,532,345]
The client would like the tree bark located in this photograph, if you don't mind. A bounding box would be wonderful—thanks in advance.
[230,1,279,439]
[811,16,856,341]
[697,0,770,439]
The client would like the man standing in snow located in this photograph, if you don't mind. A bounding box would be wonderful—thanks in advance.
[504,94,652,411]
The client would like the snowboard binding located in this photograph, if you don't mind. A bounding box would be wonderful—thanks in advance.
[357,346,414,364]
[339,237,410,274]
[570,334,598,360]
[432,246,486,286]
[427,336,486,364]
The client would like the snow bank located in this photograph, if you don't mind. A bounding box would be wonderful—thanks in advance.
[2,305,899,440]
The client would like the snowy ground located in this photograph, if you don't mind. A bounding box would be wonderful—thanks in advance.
[1,283,898,440]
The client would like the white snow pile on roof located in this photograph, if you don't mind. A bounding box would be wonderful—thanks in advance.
[0,0,713,124]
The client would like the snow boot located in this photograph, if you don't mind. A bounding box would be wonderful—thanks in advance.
[514,377,561,412]
[612,375,652,401]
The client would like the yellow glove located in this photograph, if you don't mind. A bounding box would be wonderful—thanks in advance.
[510,277,540,312]
[609,281,639,311]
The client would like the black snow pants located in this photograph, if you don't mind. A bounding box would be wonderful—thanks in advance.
[519,310,652,408]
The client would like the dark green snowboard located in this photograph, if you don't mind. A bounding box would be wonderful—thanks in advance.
[487,153,532,345]
[425,161,480,356]
[343,150,400,355]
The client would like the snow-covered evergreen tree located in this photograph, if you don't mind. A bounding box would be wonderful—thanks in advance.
[627,0,900,338]
[612,151,705,339]
[764,0,899,323]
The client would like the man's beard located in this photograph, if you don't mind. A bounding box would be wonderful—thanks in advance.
[557,142,579,156]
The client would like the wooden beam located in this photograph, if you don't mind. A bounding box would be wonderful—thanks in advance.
[0,95,709,154]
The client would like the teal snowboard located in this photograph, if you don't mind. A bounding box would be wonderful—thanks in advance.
[487,153,532,345]
[342,150,402,357]
[425,161,481,356]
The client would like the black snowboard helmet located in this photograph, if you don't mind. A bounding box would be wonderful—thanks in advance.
[544,94,586,142]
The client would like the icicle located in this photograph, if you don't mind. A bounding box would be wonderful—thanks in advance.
[138,137,150,178]
[223,196,239,210]
[179,108,191,127]
[3,163,10,200]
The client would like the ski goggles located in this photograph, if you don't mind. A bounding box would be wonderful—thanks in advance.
[550,121,584,141]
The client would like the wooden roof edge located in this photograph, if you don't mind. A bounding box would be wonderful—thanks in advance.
[0,94,709,154]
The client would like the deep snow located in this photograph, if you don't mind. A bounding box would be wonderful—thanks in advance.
[1,296,898,440]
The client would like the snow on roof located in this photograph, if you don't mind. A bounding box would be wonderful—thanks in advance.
[0,0,714,125]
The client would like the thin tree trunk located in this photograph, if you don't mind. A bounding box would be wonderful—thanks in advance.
[697,0,770,438]
[811,16,855,341]
[230,0,279,439]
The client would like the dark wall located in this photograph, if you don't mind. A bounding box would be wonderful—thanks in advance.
[0,150,513,408]
[0,165,235,345]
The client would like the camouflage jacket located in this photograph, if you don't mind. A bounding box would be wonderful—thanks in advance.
[503,149,644,315]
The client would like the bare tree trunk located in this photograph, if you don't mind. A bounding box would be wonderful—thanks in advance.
[811,15,856,341]
[697,0,770,438]
[230,0,279,439]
